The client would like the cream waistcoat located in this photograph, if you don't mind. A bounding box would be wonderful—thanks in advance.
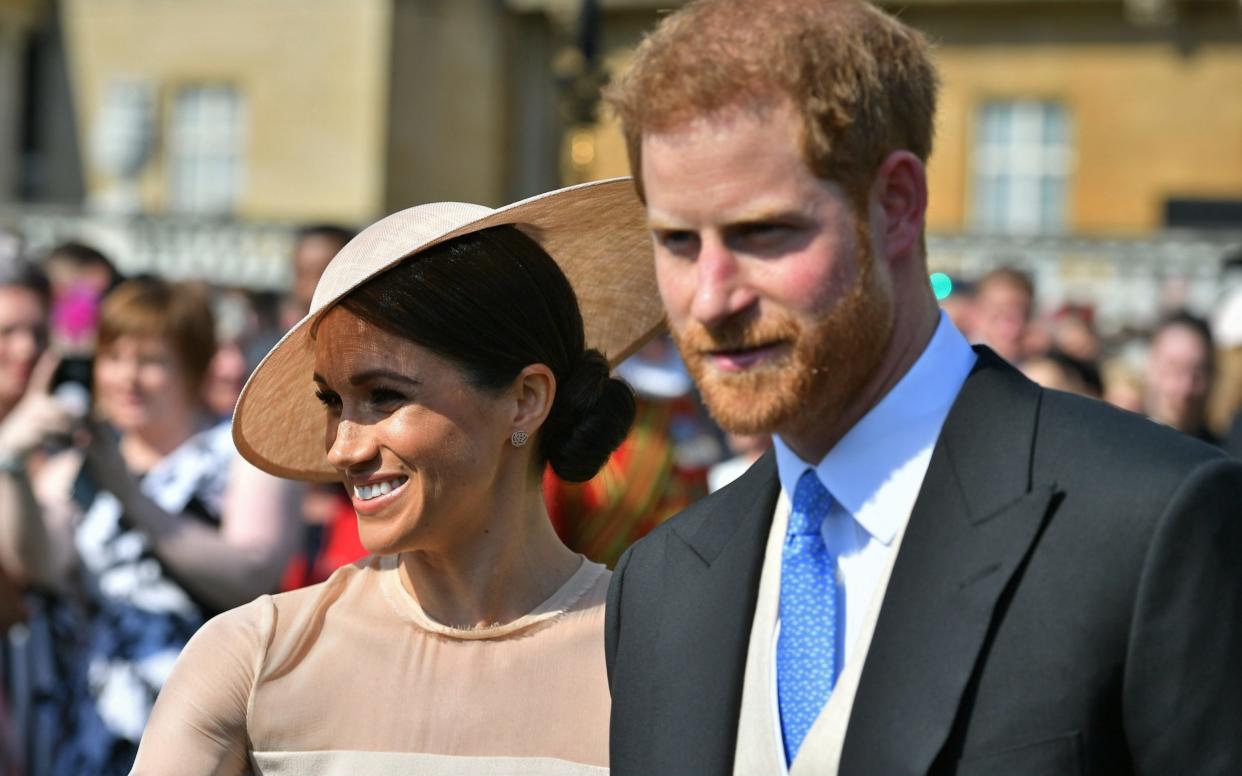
[733,492,910,776]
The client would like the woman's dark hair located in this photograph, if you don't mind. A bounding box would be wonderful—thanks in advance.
[339,225,636,482]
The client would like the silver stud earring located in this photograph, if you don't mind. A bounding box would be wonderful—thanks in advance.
[510,430,529,447]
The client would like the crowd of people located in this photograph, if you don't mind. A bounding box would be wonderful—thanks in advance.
[0,220,1239,774]
[0,239,307,773]
[0,0,1238,772]
[943,265,1242,455]
[0,230,1238,774]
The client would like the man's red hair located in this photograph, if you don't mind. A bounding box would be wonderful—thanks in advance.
[604,0,939,207]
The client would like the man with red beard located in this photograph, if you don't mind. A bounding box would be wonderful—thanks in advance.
[601,2,1242,775]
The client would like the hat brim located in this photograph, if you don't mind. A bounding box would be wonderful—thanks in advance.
[233,177,662,482]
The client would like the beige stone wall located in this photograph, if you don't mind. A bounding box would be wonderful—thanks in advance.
[62,0,393,222]
[928,41,1242,234]
[384,0,509,209]
[58,0,1242,232]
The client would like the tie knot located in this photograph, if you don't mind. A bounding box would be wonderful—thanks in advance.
[789,469,830,535]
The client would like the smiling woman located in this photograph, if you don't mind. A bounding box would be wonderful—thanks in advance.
[130,179,661,776]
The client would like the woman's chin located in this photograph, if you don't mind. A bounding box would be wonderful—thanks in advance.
[356,533,389,556]
[101,403,151,430]
[355,523,414,557]
[109,418,138,434]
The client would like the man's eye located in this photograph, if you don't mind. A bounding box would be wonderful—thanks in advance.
[731,222,804,256]
[655,230,698,255]
[741,223,791,242]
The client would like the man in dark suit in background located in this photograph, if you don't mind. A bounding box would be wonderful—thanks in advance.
[602,1,1242,774]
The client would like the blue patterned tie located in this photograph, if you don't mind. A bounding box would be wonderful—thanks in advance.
[777,469,839,764]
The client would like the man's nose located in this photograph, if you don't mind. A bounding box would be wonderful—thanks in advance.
[689,236,757,327]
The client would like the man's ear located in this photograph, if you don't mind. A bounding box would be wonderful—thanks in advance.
[871,150,928,261]
[510,363,556,442]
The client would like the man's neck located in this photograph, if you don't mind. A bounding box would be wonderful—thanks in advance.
[781,300,940,464]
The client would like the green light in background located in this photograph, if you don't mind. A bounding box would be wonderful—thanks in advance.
[930,272,953,301]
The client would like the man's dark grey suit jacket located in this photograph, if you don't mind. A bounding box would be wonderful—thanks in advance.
[606,348,1242,775]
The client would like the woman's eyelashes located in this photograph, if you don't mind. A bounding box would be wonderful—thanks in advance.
[314,388,341,412]
[314,384,411,414]
[368,387,408,409]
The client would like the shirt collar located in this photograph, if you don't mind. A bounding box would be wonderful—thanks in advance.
[773,312,977,544]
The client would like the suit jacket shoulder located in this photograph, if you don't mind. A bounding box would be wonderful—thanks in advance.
[1034,386,1223,476]
[845,352,1242,776]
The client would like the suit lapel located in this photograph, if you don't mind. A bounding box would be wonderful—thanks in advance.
[657,451,780,773]
[840,349,1060,775]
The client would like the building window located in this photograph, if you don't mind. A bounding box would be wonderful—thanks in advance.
[971,100,1071,234]
[167,85,246,214]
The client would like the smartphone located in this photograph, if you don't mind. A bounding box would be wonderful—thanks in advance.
[51,355,94,395]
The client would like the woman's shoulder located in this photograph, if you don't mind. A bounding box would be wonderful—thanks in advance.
[572,559,611,612]
[196,556,384,644]
[179,558,387,690]
[237,556,609,650]
[539,558,611,632]
[270,554,386,603]
[193,593,277,655]
[160,594,276,719]
[261,555,392,646]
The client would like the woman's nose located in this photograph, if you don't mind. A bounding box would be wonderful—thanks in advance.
[326,418,380,472]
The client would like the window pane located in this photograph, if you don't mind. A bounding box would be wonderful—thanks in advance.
[980,103,1007,145]
[1043,105,1067,146]
[970,99,1071,234]
[168,85,246,214]
[1040,177,1066,231]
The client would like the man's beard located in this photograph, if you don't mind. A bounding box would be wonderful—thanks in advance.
[671,225,894,437]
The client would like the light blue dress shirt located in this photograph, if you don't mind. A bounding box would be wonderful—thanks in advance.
[771,311,977,669]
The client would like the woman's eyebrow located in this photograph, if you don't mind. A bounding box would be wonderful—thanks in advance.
[312,370,420,387]
[312,370,421,388]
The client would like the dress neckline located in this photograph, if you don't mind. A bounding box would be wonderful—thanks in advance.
[378,554,605,640]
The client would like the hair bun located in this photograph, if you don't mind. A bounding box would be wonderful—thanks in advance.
[541,349,636,483]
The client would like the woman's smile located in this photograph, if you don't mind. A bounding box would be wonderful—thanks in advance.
[349,474,411,515]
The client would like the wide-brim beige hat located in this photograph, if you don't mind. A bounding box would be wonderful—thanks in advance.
[234,177,662,482]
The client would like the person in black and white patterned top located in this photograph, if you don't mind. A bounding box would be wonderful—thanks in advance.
[0,277,300,776]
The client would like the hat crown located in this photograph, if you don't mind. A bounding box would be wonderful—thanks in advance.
[309,201,495,314]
